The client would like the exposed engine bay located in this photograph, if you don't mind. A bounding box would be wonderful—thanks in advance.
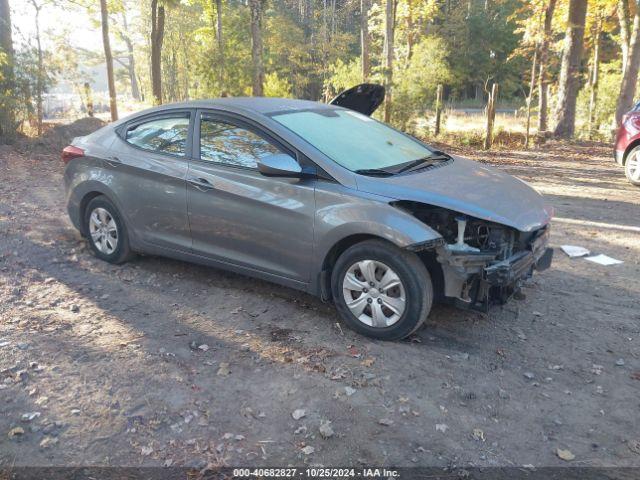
[395,202,553,311]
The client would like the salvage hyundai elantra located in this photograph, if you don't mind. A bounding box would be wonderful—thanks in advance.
[63,84,553,340]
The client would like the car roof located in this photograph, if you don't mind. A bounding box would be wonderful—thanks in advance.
[131,97,333,117]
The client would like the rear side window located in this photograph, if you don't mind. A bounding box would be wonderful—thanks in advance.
[199,115,281,169]
[125,115,190,157]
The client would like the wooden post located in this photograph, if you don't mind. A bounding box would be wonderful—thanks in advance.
[435,84,443,136]
[588,20,601,139]
[484,83,498,150]
[83,82,94,118]
[525,48,538,148]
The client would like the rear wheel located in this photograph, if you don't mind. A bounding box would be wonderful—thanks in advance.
[331,239,433,340]
[84,196,133,264]
[625,147,640,186]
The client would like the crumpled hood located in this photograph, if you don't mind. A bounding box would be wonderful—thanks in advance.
[355,156,553,232]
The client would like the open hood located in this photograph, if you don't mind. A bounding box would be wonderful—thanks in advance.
[354,156,553,232]
[329,83,385,116]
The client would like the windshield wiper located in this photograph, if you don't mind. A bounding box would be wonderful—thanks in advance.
[395,153,450,174]
[354,168,395,177]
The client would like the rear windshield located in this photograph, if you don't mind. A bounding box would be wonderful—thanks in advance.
[270,108,434,172]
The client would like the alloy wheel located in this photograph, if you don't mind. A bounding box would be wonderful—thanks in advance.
[627,152,640,182]
[342,260,406,328]
[89,207,119,255]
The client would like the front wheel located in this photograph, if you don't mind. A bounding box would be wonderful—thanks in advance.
[625,147,640,186]
[331,239,433,340]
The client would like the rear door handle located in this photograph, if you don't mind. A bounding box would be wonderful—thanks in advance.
[188,177,215,191]
[104,156,121,168]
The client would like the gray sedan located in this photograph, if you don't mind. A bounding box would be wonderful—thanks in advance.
[63,84,553,340]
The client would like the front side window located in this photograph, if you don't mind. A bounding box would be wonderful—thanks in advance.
[125,115,190,156]
[271,108,436,172]
[199,115,281,169]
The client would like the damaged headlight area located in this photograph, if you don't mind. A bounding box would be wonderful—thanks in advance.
[393,201,553,311]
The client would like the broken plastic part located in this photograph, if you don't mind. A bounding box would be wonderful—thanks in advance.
[447,216,480,253]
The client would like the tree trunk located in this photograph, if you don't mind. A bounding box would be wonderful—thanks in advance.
[588,22,601,138]
[553,0,588,138]
[100,0,118,121]
[83,82,94,117]
[525,47,538,148]
[484,83,499,150]
[120,13,140,101]
[537,0,557,133]
[615,0,640,126]
[215,0,224,90]
[406,0,414,60]
[150,0,165,105]
[360,0,370,81]
[383,0,396,122]
[618,0,630,77]
[249,0,264,97]
[0,0,16,142]
[32,1,43,136]
[434,84,443,136]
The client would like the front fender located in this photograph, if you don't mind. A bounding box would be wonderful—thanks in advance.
[313,186,443,276]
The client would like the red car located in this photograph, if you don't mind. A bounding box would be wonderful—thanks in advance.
[614,102,640,185]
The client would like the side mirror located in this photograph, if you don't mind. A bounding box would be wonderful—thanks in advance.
[257,153,302,177]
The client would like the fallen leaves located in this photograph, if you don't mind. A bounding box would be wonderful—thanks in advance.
[21,412,41,422]
[319,421,334,439]
[556,448,575,461]
[435,423,448,433]
[39,436,58,449]
[217,363,231,376]
[360,357,375,367]
[8,427,24,439]
[301,445,315,455]
[628,440,640,455]
[292,409,306,420]
[472,428,485,442]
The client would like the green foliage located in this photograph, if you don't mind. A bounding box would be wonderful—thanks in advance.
[391,36,453,129]
[4,0,630,141]
[576,60,621,139]
[12,47,59,124]
[263,71,293,97]
[324,58,362,98]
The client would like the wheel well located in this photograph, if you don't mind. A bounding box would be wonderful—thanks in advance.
[78,192,104,234]
[320,234,384,300]
[320,234,445,302]
[416,250,445,302]
[624,139,640,164]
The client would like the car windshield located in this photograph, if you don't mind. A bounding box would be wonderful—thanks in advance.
[270,108,439,173]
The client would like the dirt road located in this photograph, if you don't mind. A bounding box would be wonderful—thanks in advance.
[1,136,639,468]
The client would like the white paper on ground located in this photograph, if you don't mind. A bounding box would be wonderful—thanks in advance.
[585,254,624,266]
[560,245,591,258]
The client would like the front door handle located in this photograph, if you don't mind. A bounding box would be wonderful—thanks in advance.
[188,177,215,191]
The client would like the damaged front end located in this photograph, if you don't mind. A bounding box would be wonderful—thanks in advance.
[399,202,553,311]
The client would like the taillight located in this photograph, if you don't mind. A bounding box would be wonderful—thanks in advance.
[62,145,85,164]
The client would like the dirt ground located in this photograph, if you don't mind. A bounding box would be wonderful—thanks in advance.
[1,130,639,469]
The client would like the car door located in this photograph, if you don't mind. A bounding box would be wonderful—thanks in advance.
[109,111,193,252]
[186,110,315,283]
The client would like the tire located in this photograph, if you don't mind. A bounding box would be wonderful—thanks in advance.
[83,195,133,264]
[625,147,640,186]
[331,239,433,340]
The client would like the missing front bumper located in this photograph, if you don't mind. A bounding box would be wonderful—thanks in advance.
[484,247,553,286]
[437,241,554,312]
